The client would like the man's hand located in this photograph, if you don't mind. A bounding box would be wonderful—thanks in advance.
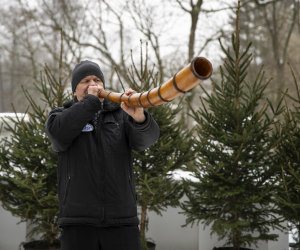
[121,88,146,123]
[88,83,104,102]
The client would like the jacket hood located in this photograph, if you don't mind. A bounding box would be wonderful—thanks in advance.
[63,96,120,111]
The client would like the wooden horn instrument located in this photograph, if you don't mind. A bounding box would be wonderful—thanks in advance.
[98,57,213,108]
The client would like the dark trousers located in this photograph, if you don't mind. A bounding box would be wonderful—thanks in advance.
[59,224,143,250]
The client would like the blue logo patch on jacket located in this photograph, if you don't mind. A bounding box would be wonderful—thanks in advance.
[82,123,94,132]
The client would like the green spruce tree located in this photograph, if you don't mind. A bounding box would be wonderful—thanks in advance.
[180,1,285,249]
[117,41,196,249]
[0,30,70,249]
[274,63,300,249]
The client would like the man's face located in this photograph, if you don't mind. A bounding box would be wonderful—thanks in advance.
[74,75,104,101]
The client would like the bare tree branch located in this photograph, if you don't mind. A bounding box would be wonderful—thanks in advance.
[175,0,191,13]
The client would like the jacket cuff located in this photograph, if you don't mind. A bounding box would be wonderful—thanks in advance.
[83,94,102,111]
[128,110,150,128]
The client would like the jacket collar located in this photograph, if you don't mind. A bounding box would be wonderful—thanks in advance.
[63,96,120,112]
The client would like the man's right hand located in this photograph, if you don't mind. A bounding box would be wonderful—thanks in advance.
[88,83,104,102]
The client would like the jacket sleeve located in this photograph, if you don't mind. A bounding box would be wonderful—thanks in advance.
[124,110,160,152]
[45,95,102,152]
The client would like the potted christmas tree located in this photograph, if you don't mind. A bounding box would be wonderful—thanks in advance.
[118,42,196,250]
[180,1,285,249]
[273,63,300,249]
[0,30,70,250]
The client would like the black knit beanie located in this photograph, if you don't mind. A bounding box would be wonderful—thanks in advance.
[71,60,105,93]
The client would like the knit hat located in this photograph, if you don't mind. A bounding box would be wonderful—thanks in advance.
[71,60,105,93]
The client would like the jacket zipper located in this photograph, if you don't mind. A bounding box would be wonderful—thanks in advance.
[99,111,106,225]
[101,148,105,224]
[100,112,120,225]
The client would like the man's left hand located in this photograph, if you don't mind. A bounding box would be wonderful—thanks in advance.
[120,88,146,123]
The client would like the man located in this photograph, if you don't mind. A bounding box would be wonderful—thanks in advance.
[45,60,160,250]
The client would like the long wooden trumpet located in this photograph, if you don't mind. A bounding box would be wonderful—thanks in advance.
[98,57,213,108]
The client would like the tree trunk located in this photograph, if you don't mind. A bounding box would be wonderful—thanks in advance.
[10,34,17,112]
[188,1,203,62]
[233,228,239,250]
[185,1,203,129]
[188,14,198,62]
[140,191,147,239]
[0,48,3,112]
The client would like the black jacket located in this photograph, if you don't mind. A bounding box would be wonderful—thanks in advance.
[45,94,160,227]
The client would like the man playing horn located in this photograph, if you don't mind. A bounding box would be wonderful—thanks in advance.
[45,60,160,250]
